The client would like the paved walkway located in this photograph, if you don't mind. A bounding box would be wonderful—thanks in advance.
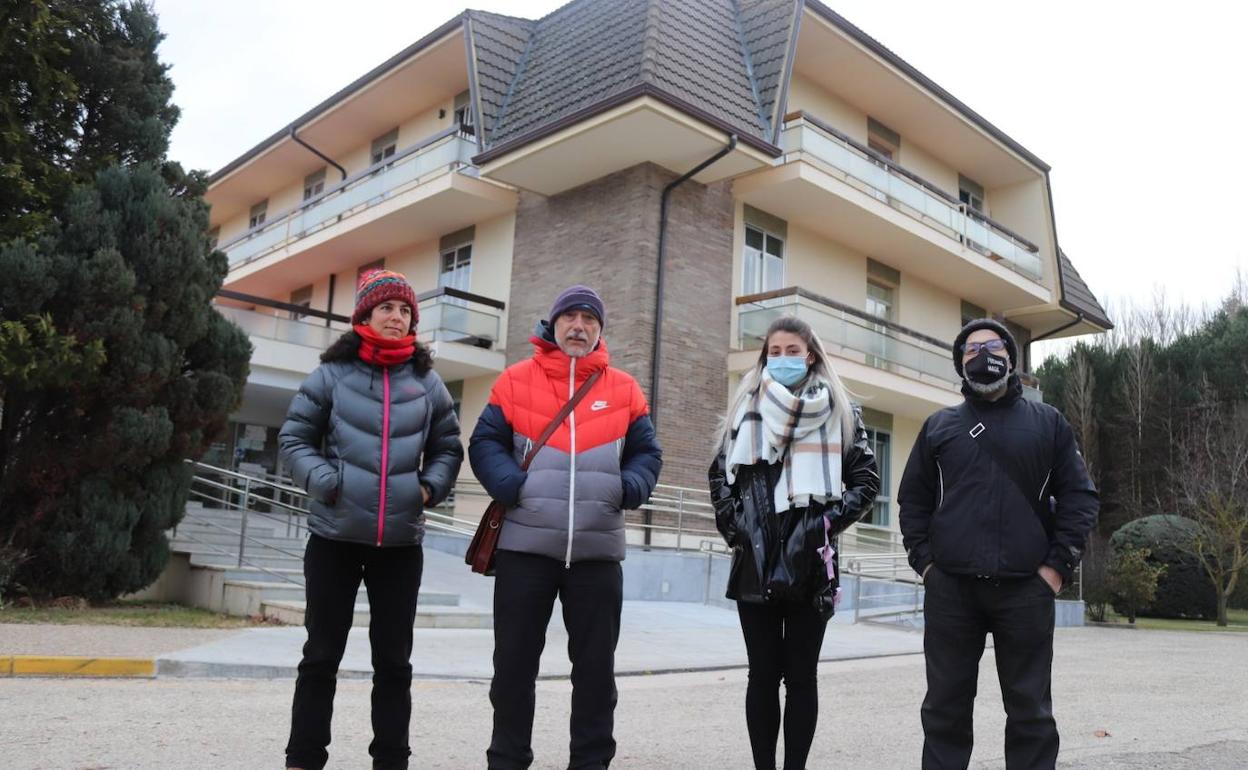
[1,628,1244,769]
[2,546,930,679]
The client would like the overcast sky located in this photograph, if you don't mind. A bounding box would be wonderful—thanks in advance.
[153,0,1248,330]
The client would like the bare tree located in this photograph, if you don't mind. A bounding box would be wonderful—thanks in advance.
[1065,346,1099,487]
[1172,398,1248,627]
[1119,340,1155,515]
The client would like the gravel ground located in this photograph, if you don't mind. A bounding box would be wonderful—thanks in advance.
[1,627,1244,769]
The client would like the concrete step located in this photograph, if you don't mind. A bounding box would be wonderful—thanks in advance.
[188,551,306,571]
[261,600,493,629]
[169,531,302,550]
[221,579,460,616]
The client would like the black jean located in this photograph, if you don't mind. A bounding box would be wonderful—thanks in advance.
[286,534,424,770]
[487,549,623,770]
[921,567,1058,770]
[736,600,829,770]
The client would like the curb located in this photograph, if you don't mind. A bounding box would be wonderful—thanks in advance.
[1,655,156,678]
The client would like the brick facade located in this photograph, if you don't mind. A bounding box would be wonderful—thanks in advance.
[505,162,735,489]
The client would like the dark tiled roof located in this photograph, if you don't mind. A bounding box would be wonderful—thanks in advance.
[739,0,802,143]
[465,12,535,148]
[1058,250,1112,329]
[470,0,800,154]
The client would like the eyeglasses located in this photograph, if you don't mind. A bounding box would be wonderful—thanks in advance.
[961,339,1007,356]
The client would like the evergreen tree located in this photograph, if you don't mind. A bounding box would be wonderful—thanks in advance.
[0,2,250,599]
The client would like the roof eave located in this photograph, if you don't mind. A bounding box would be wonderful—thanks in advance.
[208,13,468,186]
[472,83,782,167]
[802,0,1050,173]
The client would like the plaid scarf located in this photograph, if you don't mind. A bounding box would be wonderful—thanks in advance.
[724,370,843,513]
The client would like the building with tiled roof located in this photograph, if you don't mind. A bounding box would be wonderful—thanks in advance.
[204,0,1110,539]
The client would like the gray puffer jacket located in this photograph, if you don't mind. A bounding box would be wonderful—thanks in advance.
[279,333,463,547]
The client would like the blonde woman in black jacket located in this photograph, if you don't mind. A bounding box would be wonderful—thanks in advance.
[709,315,880,770]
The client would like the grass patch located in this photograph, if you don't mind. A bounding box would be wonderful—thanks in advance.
[1095,608,1248,633]
[0,599,284,629]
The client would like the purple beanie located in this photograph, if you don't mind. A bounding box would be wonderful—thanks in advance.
[549,285,606,328]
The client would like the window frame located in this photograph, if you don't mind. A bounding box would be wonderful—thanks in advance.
[742,223,785,296]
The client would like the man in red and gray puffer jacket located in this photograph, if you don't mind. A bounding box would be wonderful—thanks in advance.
[469,284,662,770]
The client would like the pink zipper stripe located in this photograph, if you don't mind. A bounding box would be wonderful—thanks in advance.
[377,367,391,546]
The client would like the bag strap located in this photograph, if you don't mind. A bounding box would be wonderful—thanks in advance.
[957,401,1054,534]
[518,369,603,472]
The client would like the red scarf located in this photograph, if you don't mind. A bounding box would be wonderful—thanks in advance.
[354,323,416,367]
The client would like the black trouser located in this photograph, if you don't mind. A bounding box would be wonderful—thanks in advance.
[286,534,424,770]
[921,567,1058,770]
[736,600,829,770]
[487,549,623,770]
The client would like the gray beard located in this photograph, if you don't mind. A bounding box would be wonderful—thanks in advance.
[965,374,1009,396]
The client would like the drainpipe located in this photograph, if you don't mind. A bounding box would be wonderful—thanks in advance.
[1027,312,1084,371]
[645,134,736,549]
[290,126,346,181]
[326,274,337,328]
[649,134,738,428]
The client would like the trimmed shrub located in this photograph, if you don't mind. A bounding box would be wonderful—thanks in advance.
[1109,515,1218,620]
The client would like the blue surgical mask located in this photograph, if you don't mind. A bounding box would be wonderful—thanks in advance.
[766,356,809,387]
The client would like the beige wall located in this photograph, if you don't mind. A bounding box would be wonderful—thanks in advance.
[895,271,962,344]
[989,177,1056,285]
[786,225,868,309]
[882,415,923,532]
[455,374,496,480]
[472,212,517,350]
[786,75,868,144]
[898,141,959,201]
[213,100,455,241]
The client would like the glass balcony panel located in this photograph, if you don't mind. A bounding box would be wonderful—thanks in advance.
[738,293,958,385]
[221,135,476,268]
[782,119,1044,283]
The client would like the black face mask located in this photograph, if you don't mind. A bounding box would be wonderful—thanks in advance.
[964,351,1009,384]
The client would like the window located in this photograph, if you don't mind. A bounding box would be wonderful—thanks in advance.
[961,300,987,327]
[958,174,985,213]
[866,281,895,322]
[453,91,474,138]
[866,119,900,203]
[370,128,398,166]
[864,427,892,526]
[248,200,268,229]
[866,259,899,321]
[290,285,313,322]
[867,117,900,163]
[865,259,899,368]
[439,227,474,297]
[303,168,326,201]
[357,258,384,284]
[742,206,786,296]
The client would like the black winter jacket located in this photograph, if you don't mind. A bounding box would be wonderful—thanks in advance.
[898,376,1098,583]
[709,406,880,617]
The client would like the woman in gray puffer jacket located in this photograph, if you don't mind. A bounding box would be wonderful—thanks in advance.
[280,269,463,770]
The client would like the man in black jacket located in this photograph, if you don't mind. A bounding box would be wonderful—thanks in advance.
[899,318,1098,770]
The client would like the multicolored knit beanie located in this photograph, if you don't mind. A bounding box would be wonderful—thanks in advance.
[352,269,419,327]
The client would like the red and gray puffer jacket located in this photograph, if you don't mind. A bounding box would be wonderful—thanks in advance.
[468,326,663,564]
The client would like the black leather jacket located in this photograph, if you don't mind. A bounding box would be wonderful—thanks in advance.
[709,407,880,618]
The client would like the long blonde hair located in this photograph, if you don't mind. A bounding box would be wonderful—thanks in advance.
[716,315,856,454]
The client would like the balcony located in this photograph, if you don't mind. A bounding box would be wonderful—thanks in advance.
[733,287,961,419]
[414,287,507,381]
[732,113,1052,312]
[219,130,517,294]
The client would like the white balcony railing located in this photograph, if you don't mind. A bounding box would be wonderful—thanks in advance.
[781,114,1044,283]
[416,288,503,349]
[215,305,338,350]
[738,288,959,386]
[219,130,478,269]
